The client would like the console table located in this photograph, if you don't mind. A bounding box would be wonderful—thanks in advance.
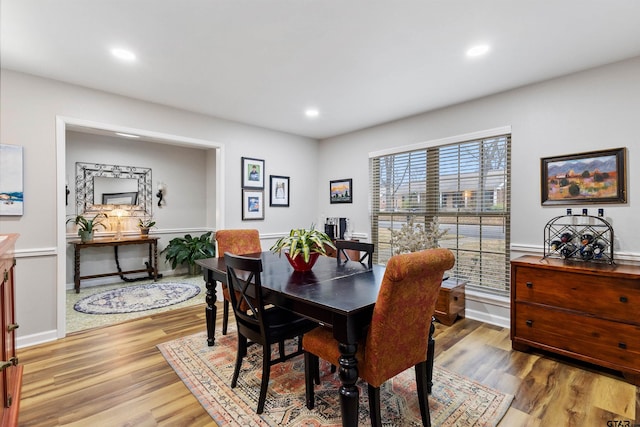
[70,236,160,293]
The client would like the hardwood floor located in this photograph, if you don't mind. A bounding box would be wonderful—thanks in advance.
[18,303,639,426]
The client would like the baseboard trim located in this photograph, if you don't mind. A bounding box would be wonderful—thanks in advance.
[17,329,58,349]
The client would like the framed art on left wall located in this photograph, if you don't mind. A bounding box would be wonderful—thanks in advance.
[0,144,24,216]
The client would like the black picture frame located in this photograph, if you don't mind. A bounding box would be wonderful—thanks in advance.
[269,175,290,207]
[241,157,265,189]
[102,191,138,205]
[541,147,627,205]
[330,178,353,204]
[242,189,264,220]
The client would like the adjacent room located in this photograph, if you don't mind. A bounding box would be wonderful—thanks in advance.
[1,1,639,426]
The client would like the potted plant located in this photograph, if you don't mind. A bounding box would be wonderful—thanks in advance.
[137,217,156,236]
[270,225,336,272]
[67,213,108,242]
[161,231,216,275]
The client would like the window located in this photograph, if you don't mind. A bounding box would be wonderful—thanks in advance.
[370,132,511,295]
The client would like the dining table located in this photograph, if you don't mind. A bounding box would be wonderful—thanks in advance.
[196,251,433,427]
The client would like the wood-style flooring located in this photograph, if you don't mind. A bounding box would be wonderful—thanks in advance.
[18,303,639,426]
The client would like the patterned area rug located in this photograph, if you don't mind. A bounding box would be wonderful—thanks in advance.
[158,328,513,426]
[74,282,201,314]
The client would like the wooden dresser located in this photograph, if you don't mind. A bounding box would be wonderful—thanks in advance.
[511,255,640,385]
[0,234,21,426]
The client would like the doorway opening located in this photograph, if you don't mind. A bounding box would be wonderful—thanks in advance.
[56,116,225,337]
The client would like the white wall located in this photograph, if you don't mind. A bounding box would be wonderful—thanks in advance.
[0,69,318,346]
[316,56,640,326]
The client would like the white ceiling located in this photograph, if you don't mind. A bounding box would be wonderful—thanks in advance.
[2,0,640,140]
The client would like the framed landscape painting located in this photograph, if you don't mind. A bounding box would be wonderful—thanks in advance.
[0,144,24,216]
[330,178,352,204]
[541,147,626,205]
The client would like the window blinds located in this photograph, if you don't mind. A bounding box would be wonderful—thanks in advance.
[370,134,511,295]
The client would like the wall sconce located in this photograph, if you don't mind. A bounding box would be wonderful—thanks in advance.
[65,176,70,206]
[156,182,166,207]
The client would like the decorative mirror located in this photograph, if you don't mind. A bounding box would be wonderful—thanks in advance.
[75,162,152,215]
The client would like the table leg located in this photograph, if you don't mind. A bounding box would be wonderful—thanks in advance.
[338,342,359,427]
[74,246,81,293]
[205,274,218,346]
[152,240,158,281]
[427,317,435,394]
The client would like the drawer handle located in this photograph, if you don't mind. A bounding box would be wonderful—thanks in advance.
[618,342,627,349]
[526,282,533,288]
[453,296,458,301]
[526,320,533,327]
[619,296,628,303]
[7,323,18,332]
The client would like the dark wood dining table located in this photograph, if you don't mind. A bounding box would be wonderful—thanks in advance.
[197,251,386,427]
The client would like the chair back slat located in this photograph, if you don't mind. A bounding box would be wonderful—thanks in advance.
[335,239,375,268]
[224,253,266,337]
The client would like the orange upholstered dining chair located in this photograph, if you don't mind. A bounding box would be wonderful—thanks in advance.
[215,229,262,335]
[303,248,455,427]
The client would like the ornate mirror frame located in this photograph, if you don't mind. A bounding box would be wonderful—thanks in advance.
[75,162,152,215]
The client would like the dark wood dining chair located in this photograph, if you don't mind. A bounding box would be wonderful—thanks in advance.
[215,229,262,335]
[334,239,375,268]
[224,252,318,414]
[303,248,455,427]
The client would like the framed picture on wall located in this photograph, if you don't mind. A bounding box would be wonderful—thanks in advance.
[269,175,290,207]
[0,144,24,216]
[242,157,265,189]
[242,189,264,220]
[330,178,352,204]
[541,147,627,205]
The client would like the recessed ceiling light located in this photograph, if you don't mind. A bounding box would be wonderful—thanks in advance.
[115,132,140,138]
[111,48,136,62]
[466,44,490,57]
[305,108,319,118]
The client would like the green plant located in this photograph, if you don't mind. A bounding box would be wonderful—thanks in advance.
[137,217,156,229]
[161,231,216,269]
[66,213,108,233]
[270,225,336,262]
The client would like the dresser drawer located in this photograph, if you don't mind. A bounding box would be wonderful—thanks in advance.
[514,302,640,371]
[513,265,640,324]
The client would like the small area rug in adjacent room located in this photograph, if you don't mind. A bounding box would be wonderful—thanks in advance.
[74,282,201,314]
[158,327,513,426]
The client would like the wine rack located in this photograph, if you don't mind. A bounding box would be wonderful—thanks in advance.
[543,214,614,264]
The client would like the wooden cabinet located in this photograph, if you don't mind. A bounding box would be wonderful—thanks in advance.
[511,255,640,385]
[0,235,21,426]
[434,279,466,326]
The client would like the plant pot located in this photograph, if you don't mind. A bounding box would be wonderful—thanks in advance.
[79,230,93,243]
[140,228,150,236]
[188,263,202,276]
[285,252,320,272]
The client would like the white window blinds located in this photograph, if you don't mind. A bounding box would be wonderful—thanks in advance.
[370,134,511,295]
